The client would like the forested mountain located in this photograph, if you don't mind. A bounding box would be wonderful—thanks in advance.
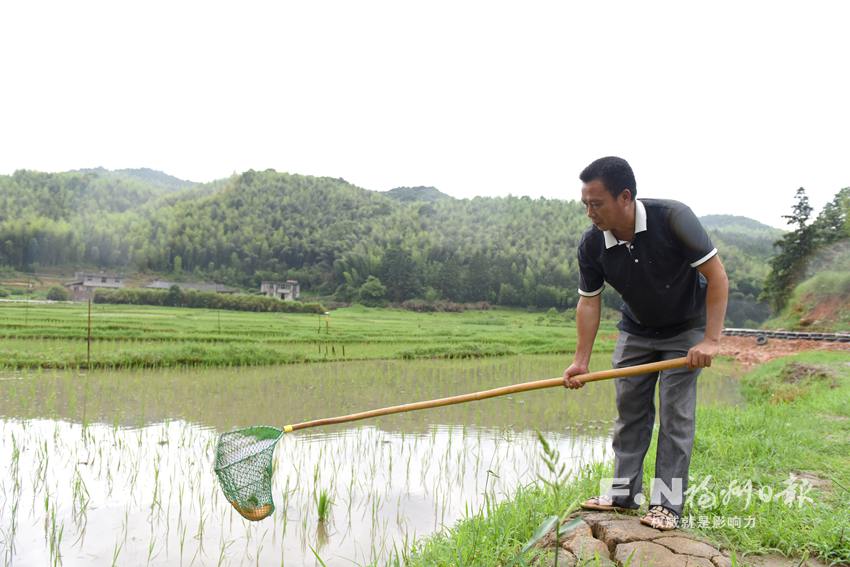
[701,214,783,258]
[701,214,777,231]
[384,186,453,203]
[75,167,197,193]
[0,168,195,220]
[0,168,786,324]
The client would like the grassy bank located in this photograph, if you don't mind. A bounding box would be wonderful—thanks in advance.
[0,302,617,369]
[764,270,850,332]
[401,352,850,566]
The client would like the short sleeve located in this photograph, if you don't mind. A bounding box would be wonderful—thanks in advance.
[669,204,717,267]
[577,237,605,297]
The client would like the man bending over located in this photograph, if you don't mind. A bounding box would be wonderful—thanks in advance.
[564,156,728,530]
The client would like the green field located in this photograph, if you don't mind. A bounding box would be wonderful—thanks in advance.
[0,302,619,369]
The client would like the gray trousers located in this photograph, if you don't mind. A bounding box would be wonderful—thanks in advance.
[607,327,703,515]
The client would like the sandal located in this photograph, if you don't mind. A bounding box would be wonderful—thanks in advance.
[580,495,637,512]
[640,505,679,531]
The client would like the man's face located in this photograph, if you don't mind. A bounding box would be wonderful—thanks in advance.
[581,179,630,231]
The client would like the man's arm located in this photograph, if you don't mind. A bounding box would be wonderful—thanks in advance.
[564,294,602,388]
[688,255,729,368]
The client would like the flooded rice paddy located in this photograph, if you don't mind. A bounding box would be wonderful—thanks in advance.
[0,355,742,566]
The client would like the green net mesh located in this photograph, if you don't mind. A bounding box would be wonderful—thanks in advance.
[214,426,283,521]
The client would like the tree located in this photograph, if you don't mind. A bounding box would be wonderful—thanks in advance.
[436,258,463,301]
[783,186,813,230]
[462,253,493,302]
[24,237,39,267]
[379,246,420,303]
[812,187,850,246]
[762,188,816,311]
[46,286,70,301]
[498,282,523,306]
[166,284,183,307]
[358,276,387,306]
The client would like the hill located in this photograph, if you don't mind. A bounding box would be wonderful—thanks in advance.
[75,167,197,192]
[700,214,779,232]
[766,269,850,332]
[0,168,195,222]
[701,214,784,259]
[0,168,778,321]
[384,186,453,203]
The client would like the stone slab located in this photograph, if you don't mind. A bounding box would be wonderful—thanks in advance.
[614,541,688,567]
[595,518,667,547]
[561,518,593,542]
[566,535,611,562]
[686,557,715,567]
[582,511,639,527]
[537,519,592,550]
[533,548,576,567]
[655,536,722,558]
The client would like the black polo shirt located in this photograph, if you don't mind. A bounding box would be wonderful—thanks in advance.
[577,198,717,338]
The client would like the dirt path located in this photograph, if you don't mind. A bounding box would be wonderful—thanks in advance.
[719,335,848,367]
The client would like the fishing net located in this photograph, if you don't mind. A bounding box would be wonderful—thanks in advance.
[214,426,283,521]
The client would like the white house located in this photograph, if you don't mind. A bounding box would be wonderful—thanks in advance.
[260,280,300,301]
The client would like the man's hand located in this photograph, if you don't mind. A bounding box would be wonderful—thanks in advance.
[563,362,588,389]
[687,338,719,369]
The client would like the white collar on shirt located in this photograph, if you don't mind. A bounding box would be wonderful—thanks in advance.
[603,199,647,249]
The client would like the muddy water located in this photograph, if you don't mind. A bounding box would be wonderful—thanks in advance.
[0,355,741,566]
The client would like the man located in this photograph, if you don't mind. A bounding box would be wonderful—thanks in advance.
[563,156,728,530]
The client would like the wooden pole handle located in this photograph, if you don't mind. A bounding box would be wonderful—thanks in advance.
[287,357,689,432]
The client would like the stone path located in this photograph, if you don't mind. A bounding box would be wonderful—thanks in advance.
[533,511,829,567]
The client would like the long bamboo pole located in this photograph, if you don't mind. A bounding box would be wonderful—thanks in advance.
[87,297,92,369]
[285,357,689,432]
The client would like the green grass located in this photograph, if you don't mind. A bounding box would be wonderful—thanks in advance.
[401,352,850,566]
[396,462,607,566]
[685,352,850,563]
[0,302,618,368]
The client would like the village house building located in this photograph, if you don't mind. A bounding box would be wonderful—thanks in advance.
[260,280,300,301]
[64,272,124,301]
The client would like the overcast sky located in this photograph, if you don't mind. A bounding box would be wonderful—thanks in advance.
[1,1,847,228]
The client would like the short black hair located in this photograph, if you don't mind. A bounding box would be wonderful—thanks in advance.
[579,156,636,199]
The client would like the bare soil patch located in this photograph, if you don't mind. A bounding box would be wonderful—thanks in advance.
[719,336,848,367]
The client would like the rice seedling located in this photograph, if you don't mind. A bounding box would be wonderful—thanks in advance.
[178,523,187,566]
[315,489,332,523]
[146,531,157,566]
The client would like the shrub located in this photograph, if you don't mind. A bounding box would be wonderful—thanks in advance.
[358,276,387,307]
[46,286,70,301]
[94,288,326,314]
